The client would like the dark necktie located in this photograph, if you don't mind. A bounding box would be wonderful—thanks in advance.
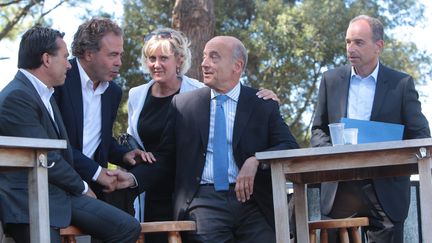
[213,95,229,191]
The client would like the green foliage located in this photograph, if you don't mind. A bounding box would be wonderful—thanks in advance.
[0,0,89,41]
[118,0,431,146]
[113,0,175,136]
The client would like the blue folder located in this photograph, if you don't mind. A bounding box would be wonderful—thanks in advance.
[340,118,404,144]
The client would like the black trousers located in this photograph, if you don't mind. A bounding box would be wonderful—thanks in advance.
[6,194,141,243]
[326,181,404,243]
[183,185,275,243]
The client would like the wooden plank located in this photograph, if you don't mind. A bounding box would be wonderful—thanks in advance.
[256,138,432,160]
[28,150,50,243]
[293,183,309,243]
[0,136,66,149]
[280,149,418,174]
[271,162,290,243]
[0,148,35,168]
[140,221,196,233]
[286,164,418,184]
[418,154,432,243]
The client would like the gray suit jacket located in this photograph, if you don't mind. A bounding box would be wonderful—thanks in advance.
[311,64,430,222]
[0,71,84,227]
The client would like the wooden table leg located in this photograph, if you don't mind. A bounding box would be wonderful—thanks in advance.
[271,162,290,243]
[418,153,432,242]
[294,183,309,243]
[28,151,50,243]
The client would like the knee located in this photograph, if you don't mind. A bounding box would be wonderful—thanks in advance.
[119,216,141,240]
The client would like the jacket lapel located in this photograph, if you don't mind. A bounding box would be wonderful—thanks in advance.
[370,63,389,120]
[67,59,85,147]
[233,85,255,148]
[101,87,111,148]
[339,66,351,118]
[16,72,60,138]
[197,87,211,149]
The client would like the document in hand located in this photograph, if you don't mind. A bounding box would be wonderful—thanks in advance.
[340,118,404,144]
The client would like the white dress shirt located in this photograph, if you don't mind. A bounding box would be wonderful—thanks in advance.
[77,59,109,181]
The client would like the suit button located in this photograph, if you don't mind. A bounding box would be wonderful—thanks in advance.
[203,152,206,157]
[196,177,200,181]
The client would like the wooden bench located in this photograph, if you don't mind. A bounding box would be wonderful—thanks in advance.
[60,220,196,243]
[60,225,84,243]
[308,217,369,243]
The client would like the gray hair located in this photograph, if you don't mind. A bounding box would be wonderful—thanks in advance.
[232,40,248,73]
[350,15,384,42]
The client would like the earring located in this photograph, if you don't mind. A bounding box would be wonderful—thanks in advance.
[176,67,180,75]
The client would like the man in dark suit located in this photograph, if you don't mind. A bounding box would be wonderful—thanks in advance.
[0,26,140,243]
[311,15,430,242]
[112,35,299,242]
[54,18,144,214]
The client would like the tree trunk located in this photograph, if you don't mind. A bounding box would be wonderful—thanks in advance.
[172,0,215,81]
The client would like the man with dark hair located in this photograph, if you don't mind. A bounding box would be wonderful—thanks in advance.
[54,17,145,214]
[311,15,430,242]
[0,26,141,243]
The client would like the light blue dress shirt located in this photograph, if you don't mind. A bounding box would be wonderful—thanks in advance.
[347,63,380,120]
[201,83,241,184]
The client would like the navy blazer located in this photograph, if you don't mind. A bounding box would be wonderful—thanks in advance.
[54,58,129,183]
[131,85,299,228]
[0,71,84,227]
[311,63,430,221]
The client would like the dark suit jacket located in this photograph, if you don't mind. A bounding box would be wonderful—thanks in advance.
[0,71,85,227]
[54,58,129,187]
[131,85,299,227]
[311,63,430,222]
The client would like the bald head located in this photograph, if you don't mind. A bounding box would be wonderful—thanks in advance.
[201,36,247,93]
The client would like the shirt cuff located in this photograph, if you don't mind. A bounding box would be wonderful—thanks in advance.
[92,166,102,181]
[82,181,89,194]
[130,172,138,188]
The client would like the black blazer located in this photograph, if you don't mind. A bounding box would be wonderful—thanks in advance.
[54,58,129,185]
[311,63,430,222]
[0,71,84,227]
[131,85,299,227]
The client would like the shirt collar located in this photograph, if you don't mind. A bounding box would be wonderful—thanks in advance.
[211,82,241,102]
[351,61,380,83]
[19,69,54,101]
[76,58,109,94]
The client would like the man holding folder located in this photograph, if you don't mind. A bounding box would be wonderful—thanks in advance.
[311,15,430,242]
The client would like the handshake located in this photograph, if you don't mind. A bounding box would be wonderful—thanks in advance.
[97,149,156,193]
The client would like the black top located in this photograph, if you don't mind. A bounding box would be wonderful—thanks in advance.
[138,85,179,151]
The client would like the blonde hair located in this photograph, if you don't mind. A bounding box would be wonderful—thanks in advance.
[142,28,192,76]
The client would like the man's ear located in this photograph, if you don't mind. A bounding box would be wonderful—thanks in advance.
[41,53,51,67]
[233,59,244,74]
[83,50,93,61]
[375,40,384,54]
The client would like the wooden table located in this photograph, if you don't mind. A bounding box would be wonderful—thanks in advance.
[0,136,67,242]
[256,138,432,243]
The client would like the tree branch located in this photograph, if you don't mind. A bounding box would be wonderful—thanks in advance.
[0,1,41,41]
[0,0,20,8]
[37,0,67,21]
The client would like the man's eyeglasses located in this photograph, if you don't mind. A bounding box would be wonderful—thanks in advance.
[144,31,173,42]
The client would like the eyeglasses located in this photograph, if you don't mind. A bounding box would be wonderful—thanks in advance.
[144,31,173,42]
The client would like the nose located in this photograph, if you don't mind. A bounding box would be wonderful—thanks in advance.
[114,56,122,67]
[153,58,162,68]
[346,42,354,53]
[201,57,209,68]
